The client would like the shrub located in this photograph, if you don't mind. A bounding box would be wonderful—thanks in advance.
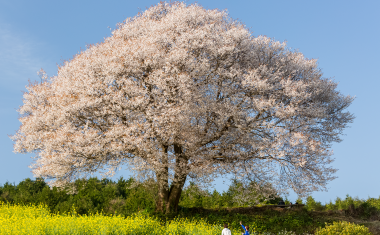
[345,202,380,220]
[305,196,324,211]
[325,201,337,211]
[315,221,371,235]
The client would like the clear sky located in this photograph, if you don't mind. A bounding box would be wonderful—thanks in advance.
[1,0,379,204]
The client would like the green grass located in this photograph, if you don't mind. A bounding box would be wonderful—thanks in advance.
[151,207,330,234]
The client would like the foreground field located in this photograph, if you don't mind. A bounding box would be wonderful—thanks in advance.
[0,203,234,235]
[0,203,375,235]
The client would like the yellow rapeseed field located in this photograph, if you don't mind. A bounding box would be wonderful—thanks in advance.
[315,221,371,235]
[0,202,234,235]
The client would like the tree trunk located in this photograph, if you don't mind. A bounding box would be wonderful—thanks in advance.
[165,144,187,213]
[155,146,169,213]
[155,144,188,214]
[156,172,169,213]
[165,174,187,213]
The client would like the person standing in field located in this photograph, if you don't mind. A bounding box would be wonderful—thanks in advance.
[222,223,232,235]
[240,221,250,235]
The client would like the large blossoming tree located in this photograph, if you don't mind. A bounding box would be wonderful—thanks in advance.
[12,2,354,213]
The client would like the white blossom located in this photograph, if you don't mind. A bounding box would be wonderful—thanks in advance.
[11,2,354,213]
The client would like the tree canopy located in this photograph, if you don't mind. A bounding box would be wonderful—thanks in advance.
[12,2,354,213]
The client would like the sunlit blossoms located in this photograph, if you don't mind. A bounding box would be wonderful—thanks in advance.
[11,2,354,213]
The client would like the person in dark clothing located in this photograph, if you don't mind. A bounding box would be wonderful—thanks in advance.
[239,221,250,235]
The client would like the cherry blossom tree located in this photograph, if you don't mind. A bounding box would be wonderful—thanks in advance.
[11,2,354,213]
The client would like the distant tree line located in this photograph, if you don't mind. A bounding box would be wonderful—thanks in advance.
[2,177,380,220]
[0,177,154,216]
[0,177,281,216]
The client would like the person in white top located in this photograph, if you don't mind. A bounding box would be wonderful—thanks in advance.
[222,223,232,235]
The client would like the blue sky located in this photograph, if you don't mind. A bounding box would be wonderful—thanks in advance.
[1,0,379,204]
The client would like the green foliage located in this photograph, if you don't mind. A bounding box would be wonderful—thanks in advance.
[305,196,324,211]
[295,198,303,204]
[179,182,206,208]
[179,181,246,209]
[315,221,371,235]
[0,177,155,216]
[179,180,282,209]
[284,197,291,205]
[0,177,283,216]
[306,194,380,220]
